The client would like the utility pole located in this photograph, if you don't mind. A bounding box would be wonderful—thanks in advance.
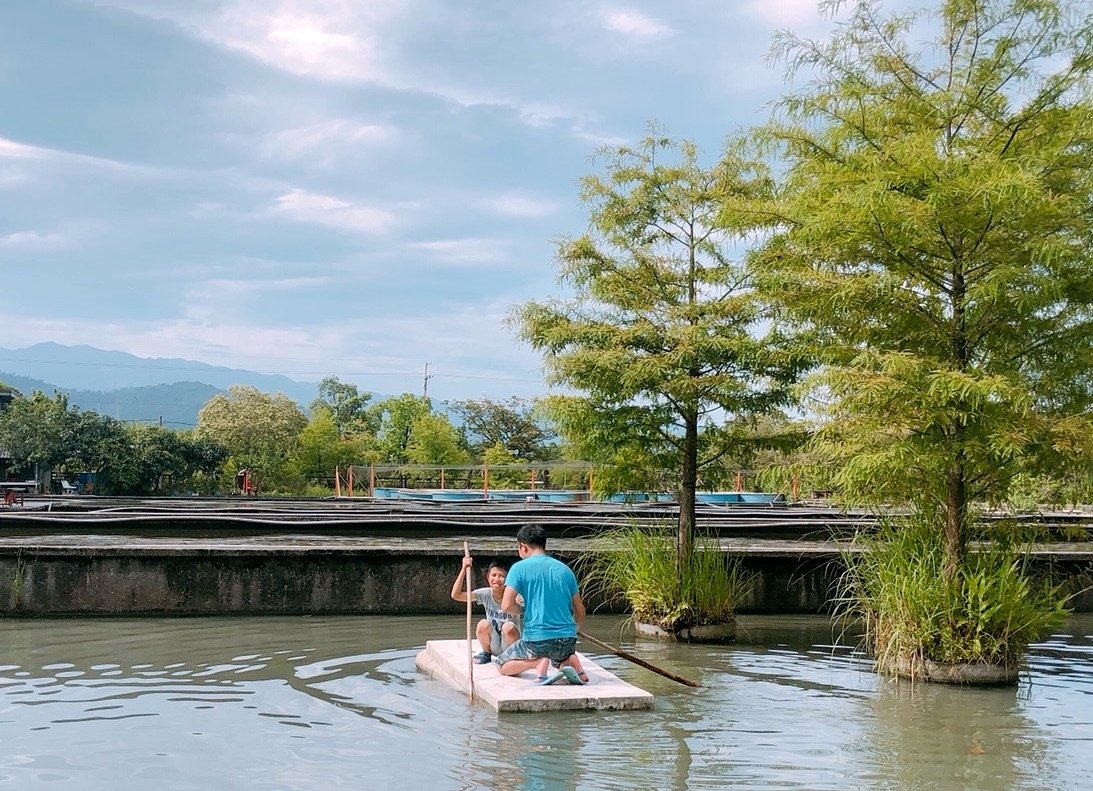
[423,361,433,398]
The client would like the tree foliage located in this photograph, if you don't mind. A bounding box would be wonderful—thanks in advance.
[368,394,434,464]
[309,376,376,438]
[447,396,559,461]
[196,385,308,490]
[406,412,469,466]
[515,128,804,557]
[97,425,228,495]
[757,0,1093,576]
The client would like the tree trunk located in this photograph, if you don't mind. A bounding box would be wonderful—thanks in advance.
[678,410,698,569]
[943,460,967,582]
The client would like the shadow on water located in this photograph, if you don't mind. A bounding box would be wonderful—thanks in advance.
[1,614,1092,790]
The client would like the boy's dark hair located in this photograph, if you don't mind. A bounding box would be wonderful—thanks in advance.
[488,560,509,573]
[516,523,547,549]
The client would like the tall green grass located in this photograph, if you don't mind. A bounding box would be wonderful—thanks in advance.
[579,524,750,631]
[839,515,1068,672]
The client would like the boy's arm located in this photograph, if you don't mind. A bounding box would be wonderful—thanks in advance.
[572,592,586,632]
[450,556,472,602]
[501,584,521,615]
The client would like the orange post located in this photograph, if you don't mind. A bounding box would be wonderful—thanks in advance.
[735,471,742,492]
[440,468,446,489]
[530,468,537,490]
[483,465,489,500]
[335,466,342,497]
[792,475,799,500]
[348,465,354,498]
[369,462,375,497]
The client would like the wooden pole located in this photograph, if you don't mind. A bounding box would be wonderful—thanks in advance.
[334,466,341,497]
[482,465,489,500]
[464,541,475,702]
[369,462,375,497]
[348,465,354,498]
[578,631,701,688]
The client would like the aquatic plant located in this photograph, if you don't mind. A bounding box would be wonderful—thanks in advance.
[579,523,750,633]
[838,515,1068,675]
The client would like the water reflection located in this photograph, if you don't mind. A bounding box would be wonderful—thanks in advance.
[0,615,1091,790]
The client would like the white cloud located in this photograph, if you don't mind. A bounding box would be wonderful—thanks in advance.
[0,230,66,248]
[0,137,45,160]
[744,0,822,27]
[408,238,510,266]
[264,120,398,161]
[0,135,158,176]
[199,0,404,83]
[599,8,673,38]
[90,1,603,139]
[272,188,395,233]
[484,194,560,219]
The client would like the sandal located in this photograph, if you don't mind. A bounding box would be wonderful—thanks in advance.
[561,667,588,685]
[473,651,491,664]
[534,671,566,685]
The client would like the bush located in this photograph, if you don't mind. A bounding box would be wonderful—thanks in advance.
[839,515,1068,672]
[579,524,749,631]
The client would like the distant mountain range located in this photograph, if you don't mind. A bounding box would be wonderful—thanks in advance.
[0,343,322,429]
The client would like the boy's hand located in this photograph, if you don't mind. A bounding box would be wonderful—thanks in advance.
[461,556,473,570]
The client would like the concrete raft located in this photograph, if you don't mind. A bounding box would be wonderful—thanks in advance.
[416,639,654,713]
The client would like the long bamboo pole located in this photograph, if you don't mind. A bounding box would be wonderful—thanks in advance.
[578,631,701,688]
[464,541,475,702]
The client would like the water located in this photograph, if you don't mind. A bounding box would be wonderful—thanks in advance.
[1,614,1091,791]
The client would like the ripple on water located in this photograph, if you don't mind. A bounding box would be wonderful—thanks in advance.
[1,614,1093,791]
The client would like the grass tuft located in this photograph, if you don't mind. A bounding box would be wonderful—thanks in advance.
[579,523,750,631]
[838,514,1068,673]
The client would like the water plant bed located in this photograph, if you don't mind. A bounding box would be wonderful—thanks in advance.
[885,657,1019,685]
[415,639,654,712]
[633,621,736,642]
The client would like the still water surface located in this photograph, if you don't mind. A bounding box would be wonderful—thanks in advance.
[1,614,1091,791]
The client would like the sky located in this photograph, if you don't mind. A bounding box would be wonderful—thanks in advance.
[0,0,838,403]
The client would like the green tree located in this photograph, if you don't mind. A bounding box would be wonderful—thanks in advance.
[406,412,470,466]
[447,397,559,461]
[757,0,1093,579]
[481,443,526,488]
[292,408,375,485]
[196,386,308,491]
[309,376,376,438]
[0,391,77,487]
[515,130,803,559]
[368,394,433,464]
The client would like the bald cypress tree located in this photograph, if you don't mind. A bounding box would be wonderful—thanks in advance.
[516,130,803,563]
[757,0,1093,579]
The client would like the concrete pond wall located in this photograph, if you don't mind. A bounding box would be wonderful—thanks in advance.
[1,541,1089,616]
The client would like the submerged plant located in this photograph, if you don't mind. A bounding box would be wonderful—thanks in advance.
[839,515,1068,674]
[580,524,750,632]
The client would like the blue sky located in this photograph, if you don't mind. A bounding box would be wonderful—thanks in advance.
[0,0,834,402]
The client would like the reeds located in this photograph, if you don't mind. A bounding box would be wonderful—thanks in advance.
[579,524,749,631]
[839,515,1068,671]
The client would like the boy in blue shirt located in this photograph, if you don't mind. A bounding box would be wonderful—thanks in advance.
[496,524,589,685]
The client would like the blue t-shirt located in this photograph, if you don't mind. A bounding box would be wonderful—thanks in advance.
[504,553,578,641]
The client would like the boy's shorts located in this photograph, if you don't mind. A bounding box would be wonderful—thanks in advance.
[494,637,576,666]
[487,621,505,655]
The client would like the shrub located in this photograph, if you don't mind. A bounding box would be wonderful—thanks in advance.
[839,515,1068,672]
[580,524,750,631]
